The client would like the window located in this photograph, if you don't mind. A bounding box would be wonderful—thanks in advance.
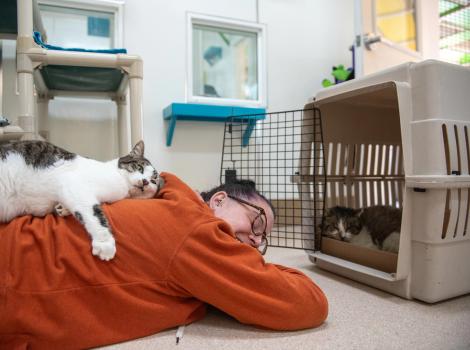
[439,0,470,66]
[188,14,266,107]
[38,0,123,48]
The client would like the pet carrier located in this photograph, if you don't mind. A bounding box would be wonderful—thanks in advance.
[221,60,470,303]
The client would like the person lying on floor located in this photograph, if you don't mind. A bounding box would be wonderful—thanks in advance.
[0,172,328,349]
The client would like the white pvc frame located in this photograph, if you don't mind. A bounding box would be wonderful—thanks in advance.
[14,0,142,155]
[186,13,267,108]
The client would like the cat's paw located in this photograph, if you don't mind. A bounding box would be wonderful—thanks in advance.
[54,203,71,217]
[92,236,116,261]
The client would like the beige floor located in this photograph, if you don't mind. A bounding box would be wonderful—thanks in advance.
[100,247,470,350]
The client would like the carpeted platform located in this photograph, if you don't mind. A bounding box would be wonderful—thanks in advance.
[100,247,470,350]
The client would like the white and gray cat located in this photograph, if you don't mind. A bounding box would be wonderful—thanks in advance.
[322,205,402,253]
[0,140,163,261]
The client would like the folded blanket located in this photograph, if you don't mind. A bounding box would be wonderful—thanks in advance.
[33,31,127,54]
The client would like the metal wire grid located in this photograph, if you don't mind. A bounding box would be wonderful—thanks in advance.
[220,109,326,251]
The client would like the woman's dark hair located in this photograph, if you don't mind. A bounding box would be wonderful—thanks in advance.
[200,179,276,218]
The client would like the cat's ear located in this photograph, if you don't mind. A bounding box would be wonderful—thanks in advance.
[130,140,145,157]
[354,208,363,217]
[316,220,325,234]
[326,206,339,215]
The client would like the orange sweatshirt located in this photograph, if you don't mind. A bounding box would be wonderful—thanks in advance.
[0,173,328,349]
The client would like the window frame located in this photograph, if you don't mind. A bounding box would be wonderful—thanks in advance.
[38,0,124,47]
[186,12,267,108]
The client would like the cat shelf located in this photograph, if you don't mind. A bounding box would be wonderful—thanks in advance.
[162,103,265,146]
[0,125,25,142]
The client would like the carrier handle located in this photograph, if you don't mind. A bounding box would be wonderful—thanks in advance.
[406,175,470,189]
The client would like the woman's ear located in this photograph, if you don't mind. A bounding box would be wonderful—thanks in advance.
[209,191,228,210]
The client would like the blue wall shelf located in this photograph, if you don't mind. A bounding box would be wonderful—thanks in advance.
[163,103,266,146]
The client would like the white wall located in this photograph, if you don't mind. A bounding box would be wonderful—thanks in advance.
[2,0,355,191]
[48,98,118,157]
[260,0,354,111]
[123,0,354,190]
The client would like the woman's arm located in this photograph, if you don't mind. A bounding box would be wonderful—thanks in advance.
[167,221,328,330]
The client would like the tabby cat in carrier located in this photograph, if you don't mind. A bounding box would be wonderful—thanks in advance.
[0,140,163,261]
[322,205,402,253]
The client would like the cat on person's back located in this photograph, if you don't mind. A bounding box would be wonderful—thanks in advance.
[0,140,163,261]
[322,205,402,253]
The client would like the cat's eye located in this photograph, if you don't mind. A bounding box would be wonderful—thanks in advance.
[150,179,157,184]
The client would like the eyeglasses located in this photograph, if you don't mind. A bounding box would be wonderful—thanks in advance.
[227,195,268,255]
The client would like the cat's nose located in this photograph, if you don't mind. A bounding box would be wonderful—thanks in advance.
[142,179,149,186]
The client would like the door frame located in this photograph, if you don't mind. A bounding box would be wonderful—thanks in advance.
[353,0,439,78]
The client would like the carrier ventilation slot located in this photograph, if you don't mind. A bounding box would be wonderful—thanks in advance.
[441,123,470,239]
[324,143,404,210]
[464,126,469,236]
[453,125,461,238]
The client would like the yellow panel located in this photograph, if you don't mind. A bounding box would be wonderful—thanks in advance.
[377,13,416,42]
[405,40,416,51]
[376,0,406,15]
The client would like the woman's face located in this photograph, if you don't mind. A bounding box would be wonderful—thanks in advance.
[209,191,275,250]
